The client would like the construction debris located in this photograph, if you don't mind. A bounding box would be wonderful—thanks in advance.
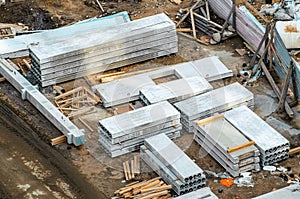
[98,101,181,157]
[141,134,205,195]
[174,82,254,133]
[114,177,172,199]
[93,56,233,107]
[193,115,260,177]
[29,13,178,87]
[0,27,14,39]
[224,106,290,166]
[54,86,100,118]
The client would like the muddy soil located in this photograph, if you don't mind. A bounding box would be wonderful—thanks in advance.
[0,83,107,199]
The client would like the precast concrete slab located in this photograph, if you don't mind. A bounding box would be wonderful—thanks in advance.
[93,56,233,107]
[252,184,300,199]
[171,187,219,199]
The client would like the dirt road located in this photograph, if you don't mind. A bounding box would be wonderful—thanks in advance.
[0,91,107,199]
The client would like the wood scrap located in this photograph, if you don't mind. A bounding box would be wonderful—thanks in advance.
[78,117,94,132]
[196,114,224,126]
[0,77,5,82]
[95,0,104,13]
[176,28,193,32]
[289,146,300,155]
[68,107,94,118]
[51,135,66,146]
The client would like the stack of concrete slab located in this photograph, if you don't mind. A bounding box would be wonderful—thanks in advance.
[172,187,219,199]
[224,106,290,166]
[29,13,178,87]
[92,56,233,107]
[141,133,205,195]
[98,101,181,157]
[193,115,260,177]
[139,76,213,105]
[174,82,254,133]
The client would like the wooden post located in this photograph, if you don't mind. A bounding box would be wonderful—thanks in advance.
[190,9,197,39]
[276,61,294,113]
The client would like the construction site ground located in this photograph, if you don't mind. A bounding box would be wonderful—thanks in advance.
[0,0,300,199]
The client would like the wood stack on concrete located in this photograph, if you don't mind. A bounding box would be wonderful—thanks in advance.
[98,101,181,157]
[193,115,260,177]
[141,133,205,196]
[139,76,213,105]
[29,13,178,87]
[172,187,219,199]
[173,82,254,133]
[92,56,233,107]
[224,106,290,166]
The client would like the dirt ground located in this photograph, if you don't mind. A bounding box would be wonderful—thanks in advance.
[1,0,300,199]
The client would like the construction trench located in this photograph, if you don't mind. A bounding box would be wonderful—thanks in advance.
[1,0,300,198]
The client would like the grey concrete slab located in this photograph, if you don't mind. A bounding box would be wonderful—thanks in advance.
[224,106,290,165]
[93,56,233,107]
[0,12,130,58]
[174,82,254,121]
[98,101,180,139]
[252,184,300,199]
[30,13,175,63]
[139,76,213,104]
[172,187,219,199]
[193,117,260,163]
[144,133,204,182]
[36,41,178,81]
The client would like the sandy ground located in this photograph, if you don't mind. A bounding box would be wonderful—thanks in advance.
[0,0,300,199]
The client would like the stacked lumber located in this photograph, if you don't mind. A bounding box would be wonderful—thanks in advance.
[114,177,172,199]
[54,86,101,118]
[123,156,140,181]
[29,13,178,87]
[171,187,218,199]
[193,115,260,177]
[141,134,205,195]
[224,106,290,166]
[174,82,254,133]
[139,76,213,105]
[98,101,182,157]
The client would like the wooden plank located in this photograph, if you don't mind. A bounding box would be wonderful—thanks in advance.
[276,62,294,113]
[125,161,132,180]
[196,114,224,126]
[140,185,172,193]
[78,117,94,132]
[7,59,20,70]
[176,28,193,32]
[83,87,101,103]
[289,146,300,155]
[0,77,5,82]
[227,141,255,153]
[55,87,83,100]
[190,10,197,39]
[68,107,94,118]
[138,190,168,199]
[131,159,135,179]
[176,0,203,27]
[97,71,125,79]
[123,162,129,181]
[51,135,66,146]
[23,59,32,70]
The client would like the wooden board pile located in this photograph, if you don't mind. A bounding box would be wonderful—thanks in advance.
[98,101,182,157]
[29,13,178,87]
[54,86,101,118]
[139,76,213,105]
[174,82,254,133]
[114,177,172,199]
[224,106,290,166]
[193,115,260,177]
[141,134,205,195]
